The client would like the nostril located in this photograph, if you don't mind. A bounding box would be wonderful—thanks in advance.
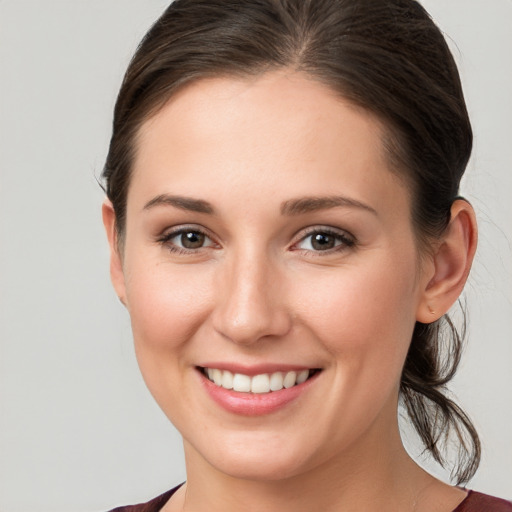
[212,302,293,346]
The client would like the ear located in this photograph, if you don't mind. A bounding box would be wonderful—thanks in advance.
[102,199,127,306]
[416,199,477,323]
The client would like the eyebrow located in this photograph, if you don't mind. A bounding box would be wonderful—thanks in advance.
[143,194,215,214]
[280,195,377,216]
[142,193,377,217]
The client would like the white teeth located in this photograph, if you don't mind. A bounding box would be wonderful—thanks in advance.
[232,373,251,392]
[221,370,234,390]
[296,369,309,384]
[204,368,314,393]
[251,374,270,394]
[283,371,297,389]
[269,372,284,391]
[212,368,223,386]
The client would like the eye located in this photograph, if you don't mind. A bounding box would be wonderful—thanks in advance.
[157,227,216,253]
[176,230,207,249]
[294,228,355,253]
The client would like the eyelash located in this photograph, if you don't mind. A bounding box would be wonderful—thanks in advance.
[291,227,355,255]
[156,226,216,255]
[156,226,356,255]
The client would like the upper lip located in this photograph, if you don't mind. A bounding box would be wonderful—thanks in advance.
[197,363,319,376]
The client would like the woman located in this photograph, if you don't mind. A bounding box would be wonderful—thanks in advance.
[102,0,511,510]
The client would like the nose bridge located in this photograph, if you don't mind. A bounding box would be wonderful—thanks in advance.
[213,244,290,345]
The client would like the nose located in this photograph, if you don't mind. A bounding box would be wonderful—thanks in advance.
[212,251,292,346]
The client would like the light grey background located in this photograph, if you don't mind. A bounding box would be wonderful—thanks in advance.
[0,1,510,511]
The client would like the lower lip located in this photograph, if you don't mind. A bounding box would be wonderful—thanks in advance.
[199,370,319,416]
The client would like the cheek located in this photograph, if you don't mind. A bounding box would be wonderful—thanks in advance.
[123,258,217,421]
[295,254,419,370]
[124,256,213,360]
[291,255,420,442]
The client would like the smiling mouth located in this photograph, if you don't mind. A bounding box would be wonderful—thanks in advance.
[200,367,321,394]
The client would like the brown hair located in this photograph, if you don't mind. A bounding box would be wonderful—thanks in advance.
[102,0,480,483]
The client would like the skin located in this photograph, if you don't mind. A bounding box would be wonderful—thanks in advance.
[103,70,477,511]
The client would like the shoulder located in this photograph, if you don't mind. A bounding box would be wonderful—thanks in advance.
[454,490,512,512]
[107,485,182,512]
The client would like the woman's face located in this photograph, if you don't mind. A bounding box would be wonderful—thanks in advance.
[112,71,433,480]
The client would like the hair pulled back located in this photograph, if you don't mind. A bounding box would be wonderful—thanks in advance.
[103,0,480,483]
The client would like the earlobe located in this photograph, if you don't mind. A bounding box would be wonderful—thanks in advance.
[416,199,477,323]
[102,199,127,307]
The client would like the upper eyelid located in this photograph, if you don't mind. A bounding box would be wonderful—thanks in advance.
[158,224,213,240]
[293,225,355,242]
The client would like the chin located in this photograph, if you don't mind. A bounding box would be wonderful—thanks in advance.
[209,452,312,482]
[186,429,319,482]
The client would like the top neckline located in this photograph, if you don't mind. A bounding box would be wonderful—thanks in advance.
[156,486,474,512]
[452,490,473,511]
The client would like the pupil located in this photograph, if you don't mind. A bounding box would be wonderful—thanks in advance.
[312,233,334,250]
[181,231,205,249]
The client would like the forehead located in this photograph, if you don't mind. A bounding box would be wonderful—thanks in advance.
[130,70,410,219]
[137,70,386,160]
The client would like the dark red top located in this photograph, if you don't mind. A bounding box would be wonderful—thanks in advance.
[108,486,512,512]
[454,490,512,511]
